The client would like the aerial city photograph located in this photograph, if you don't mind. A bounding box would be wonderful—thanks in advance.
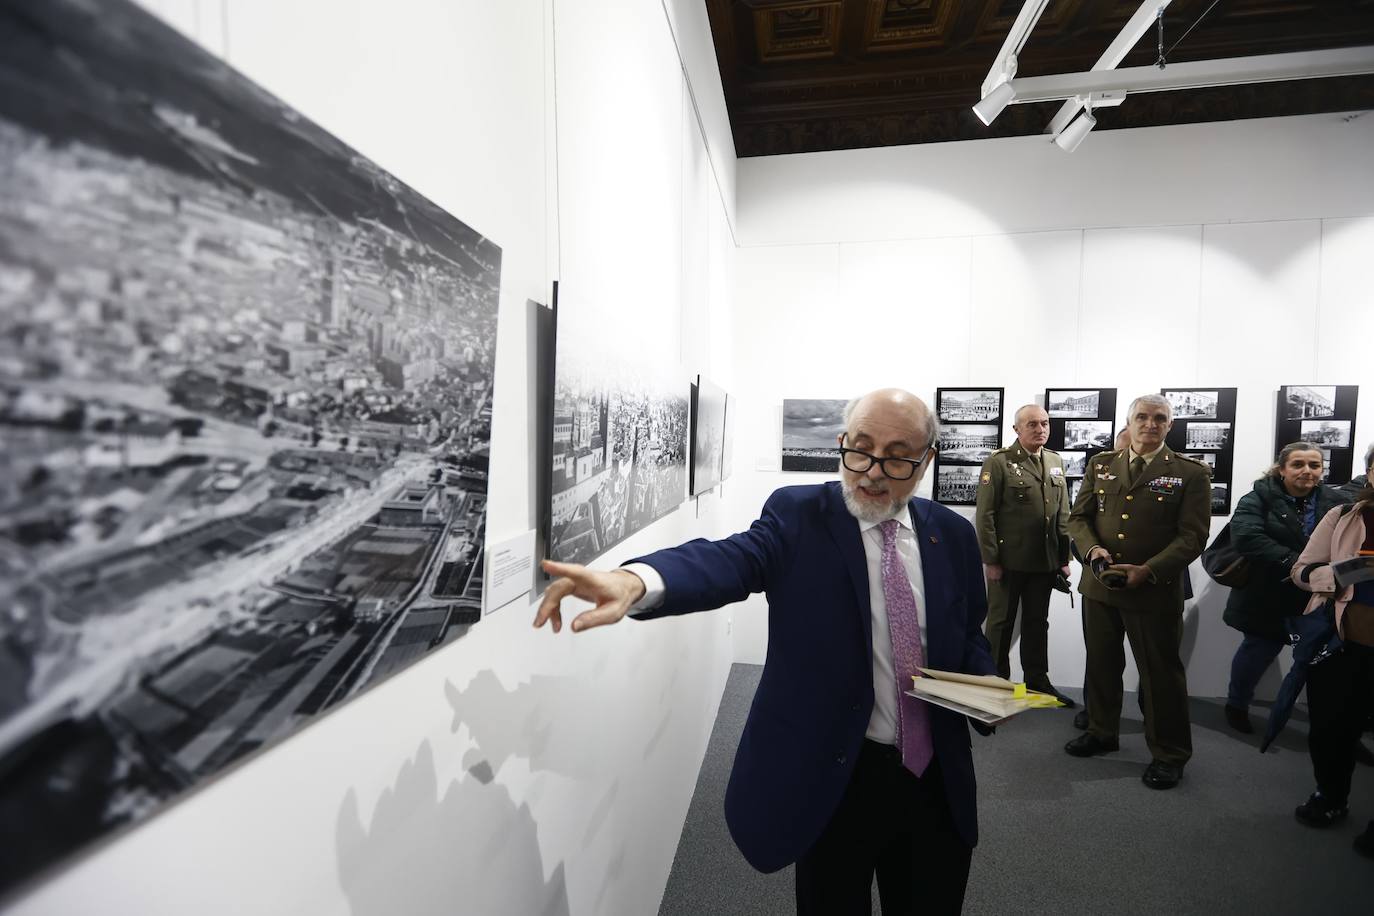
[0,0,500,893]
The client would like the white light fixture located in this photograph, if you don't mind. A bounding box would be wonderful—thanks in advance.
[1053,107,1097,152]
[973,81,1015,126]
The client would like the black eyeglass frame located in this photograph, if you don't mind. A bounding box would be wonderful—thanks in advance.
[837,437,932,481]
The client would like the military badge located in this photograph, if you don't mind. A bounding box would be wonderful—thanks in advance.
[1050,466,1063,477]
[1149,476,1183,495]
[981,472,991,484]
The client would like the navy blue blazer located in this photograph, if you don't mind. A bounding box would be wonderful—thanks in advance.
[630,481,995,873]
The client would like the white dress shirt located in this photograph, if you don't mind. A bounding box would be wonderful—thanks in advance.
[623,508,928,746]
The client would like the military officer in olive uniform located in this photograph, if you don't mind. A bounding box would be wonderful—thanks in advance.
[1065,394,1211,790]
[975,404,1074,705]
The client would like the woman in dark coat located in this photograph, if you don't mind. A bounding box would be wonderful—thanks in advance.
[1222,442,1350,733]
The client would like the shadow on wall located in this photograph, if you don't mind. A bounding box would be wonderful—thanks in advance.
[336,739,570,916]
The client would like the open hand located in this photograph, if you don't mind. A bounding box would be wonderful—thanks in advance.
[534,560,647,633]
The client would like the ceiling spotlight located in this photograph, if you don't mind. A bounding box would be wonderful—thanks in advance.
[973,81,1016,126]
[1053,107,1097,152]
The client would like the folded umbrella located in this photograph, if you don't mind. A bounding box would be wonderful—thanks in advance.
[1260,599,1343,753]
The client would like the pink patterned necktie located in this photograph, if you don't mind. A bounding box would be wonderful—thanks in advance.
[879,518,934,777]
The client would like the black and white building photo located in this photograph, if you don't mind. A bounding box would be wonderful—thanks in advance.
[1047,390,1100,418]
[1059,450,1087,477]
[780,398,847,471]
[936,465,980,503]
[1068,478,1083,507]
[1301,419,1353,449]
[1165,390,1218,419]
[0,0,500,894]
[938,389,1001,422]
[1064,420,1113,449]
[1185,422,1232,450]
[937,425,1000,464]
[1284,385,1336,420]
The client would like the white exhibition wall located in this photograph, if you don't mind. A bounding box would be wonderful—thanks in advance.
[10,1,736,915]
[725,111,1374,703]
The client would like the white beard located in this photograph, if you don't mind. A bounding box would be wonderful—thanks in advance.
[840,476,908,523]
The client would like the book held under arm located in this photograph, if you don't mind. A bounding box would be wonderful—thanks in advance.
[906,668,1064,726]
[1332,554,1374,589]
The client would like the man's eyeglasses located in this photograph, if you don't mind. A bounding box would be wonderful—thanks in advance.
[838,441,930,481]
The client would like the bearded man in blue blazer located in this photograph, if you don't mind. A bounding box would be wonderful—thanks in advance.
[536,388,996,914]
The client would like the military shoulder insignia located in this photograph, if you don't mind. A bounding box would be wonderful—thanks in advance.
[981,471,992,484]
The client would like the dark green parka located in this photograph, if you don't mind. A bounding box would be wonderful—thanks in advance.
[1222,475,1351,640]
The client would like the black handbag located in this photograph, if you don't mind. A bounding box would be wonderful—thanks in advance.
[1202,522,1251,588]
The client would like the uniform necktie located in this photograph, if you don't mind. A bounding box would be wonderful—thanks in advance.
[879,518,934,777]
[1129,455,1146,484]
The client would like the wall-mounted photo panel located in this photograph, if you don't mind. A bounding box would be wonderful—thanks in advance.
[721,394,735,482]
[933,387,1004,506]
[0,0,502,895]
[781,398,847,472]
[1163,387,1238,515]
[690,376,727,496]
[549,353,688,565]
[1275,385,1360,486]
[1044,388,1117,477]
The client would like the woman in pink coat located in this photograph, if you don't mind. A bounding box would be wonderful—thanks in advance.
[1291,485,1374,859]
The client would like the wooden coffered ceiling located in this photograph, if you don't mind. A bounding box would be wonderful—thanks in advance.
[705,1,1374,156]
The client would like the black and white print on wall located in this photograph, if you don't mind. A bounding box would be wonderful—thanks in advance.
[1047,389,1101,418]
[936,465,981,503]
[1059,451,1087,476]
[549,362,687,565]
[1300,419,1352,449]
[1165,390,1218,419]
[0,0,500,895]
[1163,388,1238,515]
[1284,385,1337,420]
[1044,388,1117,478]
[933,387,1004,506]
[1184,422,1232,451]
[781,399,847,472]
[721,394,735,482]
[1275,385,1360,486]
[690,376,727,496]
[1064,420,1113,450]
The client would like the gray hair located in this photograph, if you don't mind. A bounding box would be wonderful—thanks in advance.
[1012,403,1046,425]
[843,392,941,451]
[1127,393,1172,422]
[1267,440,1323,480]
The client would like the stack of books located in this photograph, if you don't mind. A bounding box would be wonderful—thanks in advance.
[907,668,1064,726]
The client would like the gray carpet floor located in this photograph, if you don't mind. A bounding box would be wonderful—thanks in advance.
[659,664,1374,915]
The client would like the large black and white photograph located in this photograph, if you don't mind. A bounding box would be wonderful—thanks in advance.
[1284,385,1337,420]
[1301,419,1352,449]
[935,465,980,503]
[690,376,727,496]
[1068,478,1083,507]
[781,398,847,471]
[0,0,500,895]
[1047,389,1100,418]
[549,368,688,563]
[1164,390,1218,419]
[1063,420,1113,450]
[1059,450,1087,477]
[1185,422,1232,451]
[937,388,1001,422]
[937,425,1000,464]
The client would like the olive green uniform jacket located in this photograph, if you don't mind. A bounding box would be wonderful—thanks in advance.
[975,443,1071,572]
[1068,446,1212,610]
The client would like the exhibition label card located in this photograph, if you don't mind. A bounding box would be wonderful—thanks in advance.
[487,530,537,614]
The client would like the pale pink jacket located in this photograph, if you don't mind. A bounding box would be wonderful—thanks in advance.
[1291,500,1368,637]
